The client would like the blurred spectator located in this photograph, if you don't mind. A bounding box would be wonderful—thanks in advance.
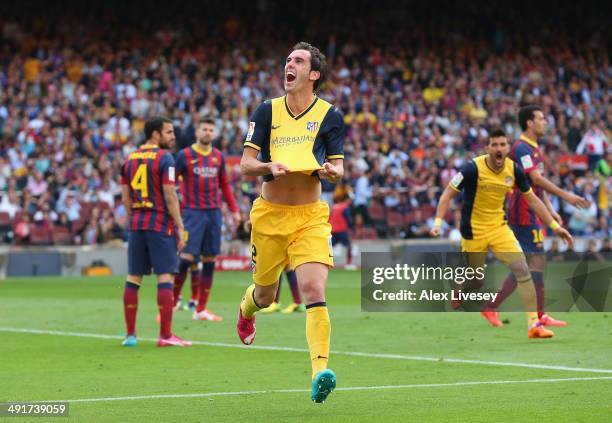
[567,184,598,235]
[576,123,609,169]
[0,191,21,218]
[353,168,373,225]
[594,151,611,216]
[56,213,72,231]
[546,240,565,262]
[585,239,605,262]
[407,210,431,238]
[563,245,581,261]
[566,118,583,153]
[14,214,31,244]
[447,210,462,242]
[83,222,99,246]
[33,204,58,228]
[26,172,48,197]
[57,193,82,222]
[330,195,354,266]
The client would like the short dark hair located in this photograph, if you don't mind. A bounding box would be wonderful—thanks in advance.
[292,41,328,92]
[198,116,215,127]
[518,105,542,131]
[489,128,506,139]
[144,116,172,140]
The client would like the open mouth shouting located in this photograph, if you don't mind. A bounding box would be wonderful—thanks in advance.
[494,151,504,166]
[285,70,297,84]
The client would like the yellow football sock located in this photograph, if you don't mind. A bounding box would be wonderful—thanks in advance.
[516,274,538,327]
[240,284,261,318]
[306,304,331,379]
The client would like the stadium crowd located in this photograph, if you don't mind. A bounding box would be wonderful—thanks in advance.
[0,1,610,246]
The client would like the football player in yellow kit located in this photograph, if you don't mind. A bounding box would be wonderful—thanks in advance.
[431,129,574,339]
[237,42,345,403]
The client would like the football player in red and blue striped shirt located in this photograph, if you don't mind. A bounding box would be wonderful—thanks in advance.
[120,116,191,347]
[481,106,590,330]
[174,116,240,322]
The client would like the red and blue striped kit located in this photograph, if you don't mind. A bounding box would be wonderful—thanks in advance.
[175,144,239,212]
[508,135,545,227]
[121,144,177,235]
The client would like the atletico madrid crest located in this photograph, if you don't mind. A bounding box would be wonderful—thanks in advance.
[306,121,318,132]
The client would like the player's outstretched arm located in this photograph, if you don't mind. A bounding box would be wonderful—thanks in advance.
[542,191,563,225]
[528,169,590,208]
[524,192,574,248]
[430,185,458,237]
[163,184,186,251]
[240,147,288,178]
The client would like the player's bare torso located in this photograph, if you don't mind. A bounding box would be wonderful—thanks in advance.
[262,173,322,205]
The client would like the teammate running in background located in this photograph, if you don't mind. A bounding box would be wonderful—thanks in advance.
[120,116,191,347]
[431,129,574,339]
[175,116,241,322]
[481,106,589,328]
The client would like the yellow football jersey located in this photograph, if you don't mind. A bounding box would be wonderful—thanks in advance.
[449,155,533,239]
[244,96,345,181]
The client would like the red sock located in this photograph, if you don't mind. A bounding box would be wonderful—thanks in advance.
[173,259,191,306]
[190,266,200,302]
[157,283,173,339]
[532,272,544,319]
[123,282,139,336]
[173,278,185,307]
[486,273,517,309]
[286,270,301,304]
[196,261,214,312]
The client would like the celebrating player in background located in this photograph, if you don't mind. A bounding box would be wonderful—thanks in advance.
[480,106,590,328]
[120,116,191,347]
[237,42,344,403]
[430,129,574,339]
[175,117,240,322]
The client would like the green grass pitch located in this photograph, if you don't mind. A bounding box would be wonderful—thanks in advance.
[1,270,612,422]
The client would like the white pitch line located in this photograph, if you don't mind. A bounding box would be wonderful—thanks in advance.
[2,327,612,375]
[30,376,612,404]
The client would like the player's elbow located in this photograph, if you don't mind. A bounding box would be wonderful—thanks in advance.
[162,185,177,202]
[441,188,454,203]
[530,174,544,186]
[240,156,255,176]
[239,157,250,175]
[524,194,537,209]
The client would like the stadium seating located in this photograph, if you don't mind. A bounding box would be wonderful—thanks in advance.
[0,3,608,245]
[29,227,52,245]
[52,228,73,245]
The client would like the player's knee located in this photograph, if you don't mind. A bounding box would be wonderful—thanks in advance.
[299,279,325,303]
[509,260,530,279]
[200,255,215,263]
[178,257,193,273]
[157,274,174,284]
[254,286,276,308]
[127,275,142,284]
[180,253,195,262]
[528,254,546,271]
